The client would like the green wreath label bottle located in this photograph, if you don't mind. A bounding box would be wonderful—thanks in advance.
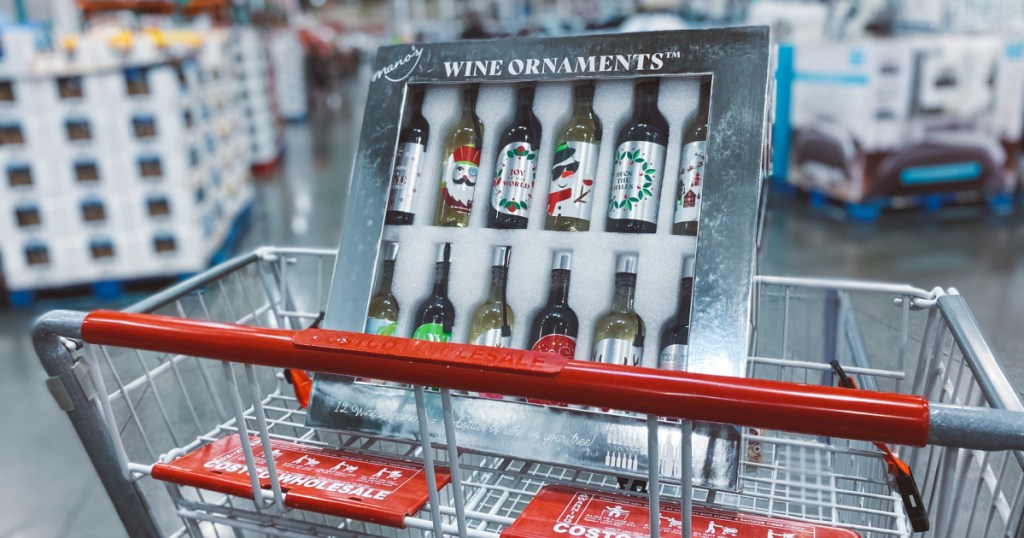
[606,79,668,234]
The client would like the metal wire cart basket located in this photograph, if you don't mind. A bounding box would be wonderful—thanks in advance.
[34,247,1024,537]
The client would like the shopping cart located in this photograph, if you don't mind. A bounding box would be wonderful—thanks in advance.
[34,246,1024,538]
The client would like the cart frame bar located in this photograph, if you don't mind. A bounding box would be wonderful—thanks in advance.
[32,249,1024,538]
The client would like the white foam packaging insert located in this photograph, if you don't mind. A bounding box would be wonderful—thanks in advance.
[381,77,704,368]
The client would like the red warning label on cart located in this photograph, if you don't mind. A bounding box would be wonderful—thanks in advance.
[151,434,450,527]
[502,486,860,538]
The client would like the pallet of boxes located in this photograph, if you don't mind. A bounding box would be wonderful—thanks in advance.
[0,26,253,306]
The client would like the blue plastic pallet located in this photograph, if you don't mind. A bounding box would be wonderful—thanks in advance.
[4,202,253,309]
[6,274,195,309]
[772,179,1015,221]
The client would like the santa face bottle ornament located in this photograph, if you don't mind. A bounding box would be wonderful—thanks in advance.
[674,79,710,236]
[489,86,541,229]
[606,79,668,234]
[386,88,429,225]
[546,82,601,232]
[435,85,484,227]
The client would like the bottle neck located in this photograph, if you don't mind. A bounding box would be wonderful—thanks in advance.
[461,91,477,119]
[611,273,636,312]
[462,91,482,141]
[377,260,395,296]
[633,90,657,120]
[516,96,532,125]
[572,92,595,121]
[487,266,507,302]
[696,104,709,126]
[697,81,711,124]
[547,269,571,305]
[432,261,449,297]
[409,91,425,118]
[676,277,693,319]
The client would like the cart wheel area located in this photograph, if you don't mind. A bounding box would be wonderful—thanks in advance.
[33,248,1024,538]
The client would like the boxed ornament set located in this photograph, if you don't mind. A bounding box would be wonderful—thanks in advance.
[306,28,771,491]
[31,22,1024,538]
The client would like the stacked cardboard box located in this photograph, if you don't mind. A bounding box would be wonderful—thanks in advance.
[777,35,1024,204]
[0,27,254,294]
[236,28,282,167]
[269,29,307,122]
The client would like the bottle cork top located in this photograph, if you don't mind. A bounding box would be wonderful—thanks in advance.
[492,245,511,267]
[682,256,695,277]
[382,241,399,262]
[552,250,572,270]
[615,253,639,274]
[436,242,451,263]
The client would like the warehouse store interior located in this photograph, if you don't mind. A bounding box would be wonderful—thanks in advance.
[2,1,1024,537]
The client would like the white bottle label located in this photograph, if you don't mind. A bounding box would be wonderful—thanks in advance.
[608,141,666,224]
[387,142,425,214]
[441,145,480,215]
[592,338,643,366]
[674,140,706,225]
[365,317,397,336]
[547,141,599,221]
[658,344,688,371]
[472,328,512,347]
[491,142,537,216]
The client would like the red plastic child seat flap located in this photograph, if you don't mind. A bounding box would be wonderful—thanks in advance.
[502,485,862,538]
[151,434,451,527]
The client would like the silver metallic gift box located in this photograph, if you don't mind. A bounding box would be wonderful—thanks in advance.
[308,27,772,492]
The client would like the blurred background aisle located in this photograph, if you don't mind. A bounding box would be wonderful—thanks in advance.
[1,0,1024,536]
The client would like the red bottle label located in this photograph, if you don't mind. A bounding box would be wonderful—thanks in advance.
[532,333,576,358]
[526,334,576,405]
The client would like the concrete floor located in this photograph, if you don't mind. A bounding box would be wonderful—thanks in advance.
[1,88,1022,535]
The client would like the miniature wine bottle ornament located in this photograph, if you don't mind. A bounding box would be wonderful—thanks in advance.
[411,243,454,342]
[469,246,514,400]
[365,241,400,336]
[606,79,669,234]
[546,83,601,232]
[468,246,514,346]
[435,85,483,227]
[526,250,578,405]
[489,86,541,229]
[592,254,645,365]
[386,88,429,225]
[674,80,710,236]
[658,256,695,370]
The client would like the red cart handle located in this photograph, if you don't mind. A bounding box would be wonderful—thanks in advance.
[80,310,930,447]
